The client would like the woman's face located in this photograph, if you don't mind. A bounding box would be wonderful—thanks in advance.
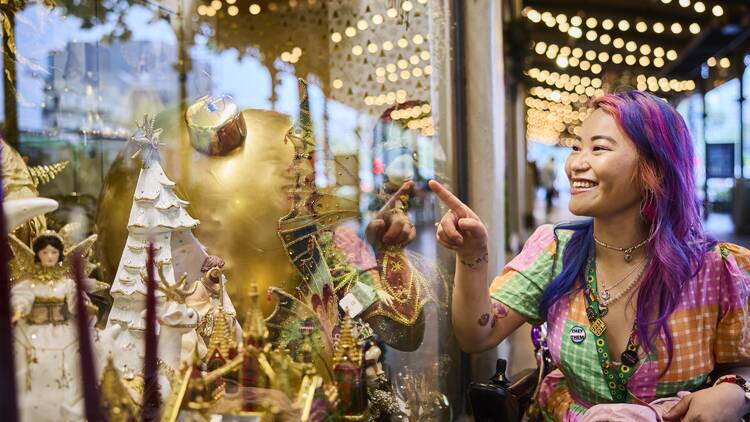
[565,109,643,218]
[38,244,60,268]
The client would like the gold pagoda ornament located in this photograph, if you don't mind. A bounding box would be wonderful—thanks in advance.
[204,268,239,366]
[333,316,361,367]
[243,281,269,348]
[99,356,140,421]
[333,316,367,420]
[201,268,239,400]
[240,280,273,411]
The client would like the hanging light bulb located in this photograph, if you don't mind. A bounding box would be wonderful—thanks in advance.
[568,27,583,38]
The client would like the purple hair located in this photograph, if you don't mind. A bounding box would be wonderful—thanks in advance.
[539,90,712,373]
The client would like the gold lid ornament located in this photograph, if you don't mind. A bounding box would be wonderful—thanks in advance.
[185,95,247,156]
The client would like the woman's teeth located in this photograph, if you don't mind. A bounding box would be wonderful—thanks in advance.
[573,181,597,188]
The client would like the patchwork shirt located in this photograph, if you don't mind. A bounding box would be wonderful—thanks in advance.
[490,224,750,421]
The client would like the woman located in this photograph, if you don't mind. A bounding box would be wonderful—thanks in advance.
[429,91,750,421]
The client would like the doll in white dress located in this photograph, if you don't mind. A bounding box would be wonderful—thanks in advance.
[10,230,98,422]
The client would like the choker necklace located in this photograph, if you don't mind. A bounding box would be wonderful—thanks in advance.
[593,235,650,262]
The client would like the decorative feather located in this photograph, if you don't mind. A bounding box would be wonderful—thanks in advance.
[0,150,19,421]
[70,252,103,421]
[142,243,160,420]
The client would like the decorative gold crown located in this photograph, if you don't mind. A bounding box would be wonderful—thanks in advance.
[33,229,64,244]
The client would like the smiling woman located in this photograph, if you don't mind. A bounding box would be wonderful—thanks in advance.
[567,113,644,221]
[430,90,750,422]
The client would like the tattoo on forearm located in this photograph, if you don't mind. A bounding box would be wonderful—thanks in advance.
[460,252,489,269]
[492,302,509,319]
[480,302,509,329]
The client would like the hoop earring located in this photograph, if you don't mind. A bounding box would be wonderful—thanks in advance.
[640,190,656,221]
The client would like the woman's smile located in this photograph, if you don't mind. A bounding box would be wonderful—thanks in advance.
[570,178,599,195]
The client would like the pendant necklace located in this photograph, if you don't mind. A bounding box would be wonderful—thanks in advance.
[598,258,646,305]
[593,235,651,263]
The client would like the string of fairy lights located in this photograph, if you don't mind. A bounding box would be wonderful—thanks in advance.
[328,2,433,109]
[196,0,435,136]
[523,2,726,145]
[325,0,436,135]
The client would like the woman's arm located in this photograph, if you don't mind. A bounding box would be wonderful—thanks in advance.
[663,365,750,421]
[451,252,526,353]
[429,180,526,353]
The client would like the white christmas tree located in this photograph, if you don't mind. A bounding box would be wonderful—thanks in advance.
[105,115,200,377]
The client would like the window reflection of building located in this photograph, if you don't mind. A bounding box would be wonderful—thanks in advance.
[41,40,209,136]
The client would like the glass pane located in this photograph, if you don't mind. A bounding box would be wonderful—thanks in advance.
[677,93,705,192]
[705,78,740,145]
[4,0,458,420]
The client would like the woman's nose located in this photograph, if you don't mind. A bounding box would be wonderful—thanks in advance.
[569,152,591,171]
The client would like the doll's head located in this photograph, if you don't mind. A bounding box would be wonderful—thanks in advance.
[33,234,65,267]
[201,255,225,284]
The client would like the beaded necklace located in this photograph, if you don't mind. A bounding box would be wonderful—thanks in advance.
[583,257,641,402]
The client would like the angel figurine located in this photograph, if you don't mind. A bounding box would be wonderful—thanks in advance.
[9,228,99,422]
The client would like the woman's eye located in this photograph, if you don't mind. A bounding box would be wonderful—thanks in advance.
[593,146,609,151]
[571,145,581,152]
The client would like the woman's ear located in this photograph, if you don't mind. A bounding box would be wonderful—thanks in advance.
[640,190,657,221]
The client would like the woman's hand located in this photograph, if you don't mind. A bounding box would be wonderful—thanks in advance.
[365,181,417,248]
[428,180,489,267]
[663,383,748,422]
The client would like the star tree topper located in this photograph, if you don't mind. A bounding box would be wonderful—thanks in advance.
[130,115,165,164]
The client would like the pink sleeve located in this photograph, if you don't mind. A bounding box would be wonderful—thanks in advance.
[713,243,750,364]
[333,226,377,271]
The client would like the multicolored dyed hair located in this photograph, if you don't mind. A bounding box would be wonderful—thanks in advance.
[539,90,712,372]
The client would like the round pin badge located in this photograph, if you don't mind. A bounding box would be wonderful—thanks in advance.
[570,325,586,344]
